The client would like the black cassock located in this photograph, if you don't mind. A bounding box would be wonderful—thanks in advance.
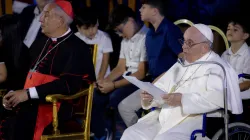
[0,31,96,140]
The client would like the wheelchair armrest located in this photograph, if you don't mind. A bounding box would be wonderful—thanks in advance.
[191,110,225,140]
[45,88,89,102]
[190,114,207,140]
[238,73,250,79]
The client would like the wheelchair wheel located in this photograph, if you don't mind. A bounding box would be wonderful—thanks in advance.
[212,122,250,140]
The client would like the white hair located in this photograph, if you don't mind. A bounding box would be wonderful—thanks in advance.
[53,5,73,26]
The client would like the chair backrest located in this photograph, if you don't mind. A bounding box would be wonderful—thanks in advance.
[89,44,98,67]
[73,44,98,139]
[83,44,97,139]
[174,19,194,26]
[174,19,194,33]
[209,25,229,56]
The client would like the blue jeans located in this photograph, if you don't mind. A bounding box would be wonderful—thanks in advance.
[90,76,138,138]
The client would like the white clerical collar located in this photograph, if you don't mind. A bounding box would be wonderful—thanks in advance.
[184,51,212,65]
[78,30,99,41]
[228,42,248,56]
[51,28,71,41]
[196,51,212,62]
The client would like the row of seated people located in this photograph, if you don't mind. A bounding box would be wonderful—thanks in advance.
[90,2,250,140]
[0,0,249,140]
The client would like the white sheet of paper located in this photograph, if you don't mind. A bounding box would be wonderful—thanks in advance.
[123,75,166,100]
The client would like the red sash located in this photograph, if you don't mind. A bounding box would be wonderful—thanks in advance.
[24,71,60,140]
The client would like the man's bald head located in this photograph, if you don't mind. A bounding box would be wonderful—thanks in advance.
[39,2,73,37]
[182,25,213,63]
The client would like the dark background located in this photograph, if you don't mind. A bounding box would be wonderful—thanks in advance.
[12,0,249,68]
[24,0,248,32]
[68,0,249,32]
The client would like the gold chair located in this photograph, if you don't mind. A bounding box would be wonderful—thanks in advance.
[208,25,229,55]
[174,19,194,34]
[174,19,194,26]
[41,44,98,140]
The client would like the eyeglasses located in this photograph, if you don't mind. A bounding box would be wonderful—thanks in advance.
[179,39,208,49]
[115,18,129,35]
[115,26,125,35]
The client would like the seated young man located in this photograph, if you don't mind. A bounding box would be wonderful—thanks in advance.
[75,7,113,81]
[118,0,184,127]
[221,17,250,123]
[90,4,148,140]
[121,24,242,140]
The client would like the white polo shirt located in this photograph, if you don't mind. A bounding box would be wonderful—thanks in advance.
[119,25,148,73]
[75,30,113,78]
[23,7,41,48]
[221,42,250,99]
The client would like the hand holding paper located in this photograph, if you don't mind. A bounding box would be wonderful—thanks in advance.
[123,75,166,101]
[140,91,153,102]
[161,93,182,107]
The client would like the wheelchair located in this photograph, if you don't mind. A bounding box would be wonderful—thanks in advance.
[191,74,250,140]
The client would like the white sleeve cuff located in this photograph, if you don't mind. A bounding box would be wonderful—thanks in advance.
[181,93,220,115]
[29,87,39,99]
[141,99,164,110]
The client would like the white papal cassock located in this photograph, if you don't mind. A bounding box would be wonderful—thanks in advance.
[121,51,243,140]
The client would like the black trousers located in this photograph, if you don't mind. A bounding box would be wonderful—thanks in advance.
[242,99,250,124]
[0,101,73,140]
[0,101,38,140]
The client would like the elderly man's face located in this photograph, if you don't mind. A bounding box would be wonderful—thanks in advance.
[182,27,210,63]
[40,3,61,37]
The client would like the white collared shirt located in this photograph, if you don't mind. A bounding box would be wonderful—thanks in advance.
[13,0,29,14]
[120,25,149,73]
[221,43,250,83]
[52,28,71,41]
[221,43,250,99]
[75,30,113,78]
[23,7,41,48]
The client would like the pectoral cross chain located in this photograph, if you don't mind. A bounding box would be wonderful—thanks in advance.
[28,65,37,79]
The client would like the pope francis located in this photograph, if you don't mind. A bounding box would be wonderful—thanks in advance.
[121,24,243,140]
